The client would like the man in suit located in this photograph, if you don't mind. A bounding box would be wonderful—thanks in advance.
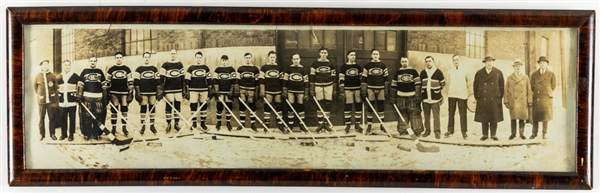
[445,54,472,139]
[473,55,504,141]
[530,56,556,140]
[504,59,532,140]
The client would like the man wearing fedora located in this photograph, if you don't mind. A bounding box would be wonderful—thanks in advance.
[473,55,504,141]
[504,59,532,140]
[530,56,556,139]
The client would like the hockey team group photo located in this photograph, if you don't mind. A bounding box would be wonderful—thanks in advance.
[24,25,577,171]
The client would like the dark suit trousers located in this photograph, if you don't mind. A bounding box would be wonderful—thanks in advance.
[481,122,498,137]
[447,97,467,134]
[60,106,77,137]
[38,103,58,136]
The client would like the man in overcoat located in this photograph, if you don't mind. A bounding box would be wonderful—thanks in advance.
[504,59,532,140]
[530,56,556,140]
[473,55,504,141]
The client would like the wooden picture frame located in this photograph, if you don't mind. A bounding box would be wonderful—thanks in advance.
[6,7,594,189]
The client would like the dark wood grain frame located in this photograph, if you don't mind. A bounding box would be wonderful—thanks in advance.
[6,7,594,189]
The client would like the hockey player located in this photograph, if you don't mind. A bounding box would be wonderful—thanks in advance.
[184,51,212,131]
[259,51,286,133]
[310,47,337,133]
[34,59,59,141]
[282,53,309,133]
[159,49,185,133]
[390,56,424,136]
[362,49,389,135]
[133,51,160,135]
[237,52,260,132]
[56,60,80,141]
[77,56,109,141]
[213,55,239,131]
[338,51,364,134]
[106,52,133,136]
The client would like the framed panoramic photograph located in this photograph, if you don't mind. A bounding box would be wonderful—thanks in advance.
[6,6,594,189]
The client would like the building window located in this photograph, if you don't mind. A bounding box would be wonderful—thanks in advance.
[466,30,485,58]
[541,36,549,57]
[61,29,75,61]
[125,29,157,56]
[349,30,396,51]
[285,30,337,49]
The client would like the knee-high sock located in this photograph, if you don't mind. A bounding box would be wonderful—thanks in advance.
[376,100,385,122]
[249,103,256,124]
[344,103,352,125]
[110,107,118,126]
[274,102,282,125]
[149,104,156,124]
[354,102,362,124]
[165,103,172,124]
[140,105,147,124]
[121,105,128,124]
[239,101,247,125]
[216,102,223,123]
[225,102,232,122]
[200,103,208,122]
[264,104,271,127]
[174,101,181,123]
[297,104,305,120]
[190,102,198,123]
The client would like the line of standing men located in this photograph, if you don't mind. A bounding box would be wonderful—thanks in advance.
[35,48,556,142]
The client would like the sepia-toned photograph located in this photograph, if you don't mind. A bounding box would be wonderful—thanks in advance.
[24,24,577,171]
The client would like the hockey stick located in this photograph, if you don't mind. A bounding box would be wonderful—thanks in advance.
[108,103,162,152]
[311,96,341,139]
[364,98,393,139]
[238,97,286,140]
[392,103,440,153]
[163,97,207,138]
[263,97,298,140]
[285,99,318,145]
[79,102,133,146]
[217,96,258,140]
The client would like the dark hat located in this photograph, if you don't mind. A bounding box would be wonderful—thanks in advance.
[482,55,495,62]
[512,59,523,66]
[537,56,549,63]
[221,55,229,60]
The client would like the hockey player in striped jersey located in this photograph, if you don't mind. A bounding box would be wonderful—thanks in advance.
[77,57,109,141]
[213,55,239,131]
[362,49,389,135]
[259,51,285,133]
[237,53,260,132]
[184,51,212,131]
[106,52,133,137]
[310,47,337,133]
[133,51,160,135]
[159,49,185,133]
[390,56,424,136]
[338,51,364,134]
[282,53,309,133]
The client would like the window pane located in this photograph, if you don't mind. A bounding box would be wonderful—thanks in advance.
[285,30,298,49]
[125,30,131,42]
[324,30,336,49]
[475,47,480,58]
[144,40,151,53]
[352,31,364,50]
[374,31,386,50]
[297,30,310,49]
[481,35,485,47]
[386,31,396,51]
[151,30,157,39]
[144,30,151,40]
[311,30,324,49]
[137,29,144,41]
[152,40,158,53]
[137,41,144,55]
[363,30,374,50]
[466,33,470,46]
[125,43,131,56]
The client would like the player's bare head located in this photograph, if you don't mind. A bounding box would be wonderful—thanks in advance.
[319,47,328,59]
[39,59,50,71]
[244,52,252,64]
[195,51,203,63]
[115,52,124,65]
[371,49,380,60]
[292,53,301,64]
[268,50,277,63]
[89,57,97,68]
[170,49,177,61]
[425,56,434,69]
[62,60,71,73]
[452,54,461,67]
[347,51,356,63]
[400,56,409,68]
[143,52,151,64]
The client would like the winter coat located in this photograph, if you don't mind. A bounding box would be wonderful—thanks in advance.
[34,71,59,104]
[504,72,532,120]
[473,67,504,123]
[530,69,556,121]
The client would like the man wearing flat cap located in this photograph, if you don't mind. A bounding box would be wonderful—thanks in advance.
[529,56,556,140]
[504,59,532,140]
[473,55,504,141]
